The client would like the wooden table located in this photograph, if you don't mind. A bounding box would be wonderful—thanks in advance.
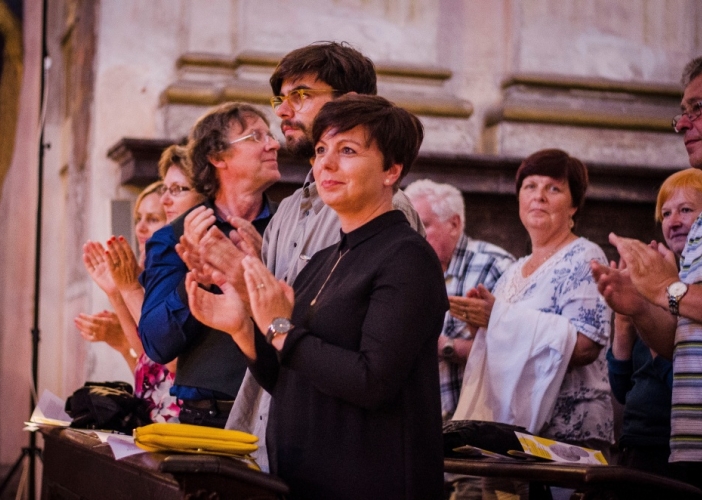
[40,427,288,499]
[445,457,702,499]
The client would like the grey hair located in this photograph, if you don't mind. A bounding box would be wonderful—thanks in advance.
[682,56,702,87]
[404,179,465,231]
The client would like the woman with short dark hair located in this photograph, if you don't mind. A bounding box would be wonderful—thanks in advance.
[453,149,613,454]
[187,95,446,499]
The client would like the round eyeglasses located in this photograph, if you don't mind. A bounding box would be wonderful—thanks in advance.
[270,88,339,111]
[157,184,192,197]
[672,102,702,133]
[229,129,278,146]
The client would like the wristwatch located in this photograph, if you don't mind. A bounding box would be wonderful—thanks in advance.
[266,317,293,344]
[667,281,689,316]
[442,337,455,358]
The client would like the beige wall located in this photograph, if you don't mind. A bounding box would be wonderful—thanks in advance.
[1,0,701,465]
[0,0,41,464]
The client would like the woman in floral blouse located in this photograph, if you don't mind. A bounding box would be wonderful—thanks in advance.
[453,149,613,454]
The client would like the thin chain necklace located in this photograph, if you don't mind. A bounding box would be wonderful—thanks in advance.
[310,249,350,306]
[523,233,575,277]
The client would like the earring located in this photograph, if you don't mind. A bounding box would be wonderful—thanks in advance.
[384,179,391,185]
[569,217,574,229]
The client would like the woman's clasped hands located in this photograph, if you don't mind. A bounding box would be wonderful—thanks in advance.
[448,284,496,334]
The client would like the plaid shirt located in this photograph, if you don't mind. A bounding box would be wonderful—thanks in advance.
[440,233,515,419]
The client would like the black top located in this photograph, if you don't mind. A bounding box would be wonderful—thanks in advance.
[250,210,448,500]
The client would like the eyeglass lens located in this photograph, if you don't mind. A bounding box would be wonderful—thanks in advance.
[158,185,191,196]
[673,102,702,132]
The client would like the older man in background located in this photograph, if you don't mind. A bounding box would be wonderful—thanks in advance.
[405,179,514,420]
[592,56,702,489]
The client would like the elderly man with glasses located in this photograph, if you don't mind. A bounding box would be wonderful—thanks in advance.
[592,56,702,489]
[138,102,281,428]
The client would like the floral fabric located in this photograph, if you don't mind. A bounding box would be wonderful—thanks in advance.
[492,237,614,444]
[134,353,179,423]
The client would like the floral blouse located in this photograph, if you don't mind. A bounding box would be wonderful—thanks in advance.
[493,237,614,444]
[134,354,180,423]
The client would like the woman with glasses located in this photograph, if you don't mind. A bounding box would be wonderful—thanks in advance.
[139,102,281,428]
[157,144,205,223]
[76,144,206,422]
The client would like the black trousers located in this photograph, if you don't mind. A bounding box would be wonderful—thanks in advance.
[618,444,673,478]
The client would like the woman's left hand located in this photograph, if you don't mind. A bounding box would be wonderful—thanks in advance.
[449,284,495,328]
[241,255,294,336]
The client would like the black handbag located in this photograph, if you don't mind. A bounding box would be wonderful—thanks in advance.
[64,381,152,434]
[443,420,532,458]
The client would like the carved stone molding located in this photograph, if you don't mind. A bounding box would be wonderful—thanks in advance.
[106,137,180,187]
[106,135,674,261]
[486,72,681,132]
[107,136,674,205]
[161,51,472,119]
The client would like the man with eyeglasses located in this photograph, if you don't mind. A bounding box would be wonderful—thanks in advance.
[182,41,424,469]
[139,103,281,428]
[592,56,702,488]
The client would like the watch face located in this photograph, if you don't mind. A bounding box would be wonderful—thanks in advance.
[272,317,292,333]
[668,282,688,297]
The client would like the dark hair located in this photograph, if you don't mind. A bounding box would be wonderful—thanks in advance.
[158,144,192,180]
[682,56,702,87]
[188,102,269,198]
[270,41,377,97]
[515,149,589,221]
[312,95,424,188]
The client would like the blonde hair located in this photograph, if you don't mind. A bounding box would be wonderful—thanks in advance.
[134,181,164,219]
[655,169,702,222]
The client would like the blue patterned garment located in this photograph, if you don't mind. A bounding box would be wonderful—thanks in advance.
[672,212,702,462]
[440,234,514,418]
[492,237,614,444]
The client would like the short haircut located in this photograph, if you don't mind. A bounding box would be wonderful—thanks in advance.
[270,41,377,97]
[515,149,589,221]
[405,179,465,231]
[188,102,269,198]
[682,56,702,87]
[656,168,702,222]
[158,144,192,180]
[312,94,424,188]
[134,181,164,219]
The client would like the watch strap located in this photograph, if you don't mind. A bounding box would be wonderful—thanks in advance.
[668,294,681,316]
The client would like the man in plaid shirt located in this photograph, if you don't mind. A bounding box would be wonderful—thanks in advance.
[406,180,514,420]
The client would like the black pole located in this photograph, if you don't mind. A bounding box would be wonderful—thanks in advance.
[28,0,49,498]
[0,2,49,497]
